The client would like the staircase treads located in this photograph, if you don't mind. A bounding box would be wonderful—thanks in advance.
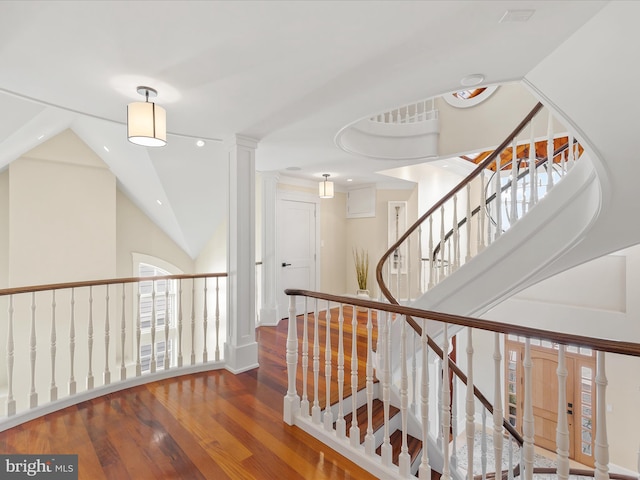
[341,399,399,444]
[375,429,422,467]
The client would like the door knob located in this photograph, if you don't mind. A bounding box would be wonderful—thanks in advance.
[282,262,292,267]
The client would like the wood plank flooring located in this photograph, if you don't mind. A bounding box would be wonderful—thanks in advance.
[0,311,377,480]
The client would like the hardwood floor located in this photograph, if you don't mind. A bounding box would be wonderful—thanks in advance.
[0,313,377,480]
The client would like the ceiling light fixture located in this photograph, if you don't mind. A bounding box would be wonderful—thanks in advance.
[460,74,485,87]
[196,140,205,147]
[319,174,334,199]
[127,86,166,147]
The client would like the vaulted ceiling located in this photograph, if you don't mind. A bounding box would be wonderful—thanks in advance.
[0,1,607,258]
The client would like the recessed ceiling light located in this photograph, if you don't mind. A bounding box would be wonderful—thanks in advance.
[460,74,484,87]
[103,146,110,152]
[196,140,205,147]
[347,178,353,182]
[286,166,301,171]
[37,134,45,140]
[156,200,163,206]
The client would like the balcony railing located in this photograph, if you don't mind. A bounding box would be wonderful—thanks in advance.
[0,273,226,430]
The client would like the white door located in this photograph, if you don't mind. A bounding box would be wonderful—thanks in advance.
[277,198,317,318]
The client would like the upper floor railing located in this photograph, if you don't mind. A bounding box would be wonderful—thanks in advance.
[0,272,227,431]
[283,288,640,480]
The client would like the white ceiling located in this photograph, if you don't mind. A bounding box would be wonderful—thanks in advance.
[0,1,607,258]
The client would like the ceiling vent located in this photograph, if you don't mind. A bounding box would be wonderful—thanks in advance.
[499,9,535,23]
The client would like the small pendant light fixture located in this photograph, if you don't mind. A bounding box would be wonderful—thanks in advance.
[319,173,334,199]
[127,86,167,147]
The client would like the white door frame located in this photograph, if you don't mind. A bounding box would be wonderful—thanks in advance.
[275,189,320,321]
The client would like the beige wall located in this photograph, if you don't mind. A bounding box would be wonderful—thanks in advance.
[320,191,347,295]
[116,190,194,277]
[345,188,418,299]
[9,134,116,286]
[0,170,8,289]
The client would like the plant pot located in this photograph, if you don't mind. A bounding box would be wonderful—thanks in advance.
[356,289,370,311]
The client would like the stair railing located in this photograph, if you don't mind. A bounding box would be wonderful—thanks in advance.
[0,272,226,431]
[431,138,582,278]
[284,289,640,480]
[376,101,590,303]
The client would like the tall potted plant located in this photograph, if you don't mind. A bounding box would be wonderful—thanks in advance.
[353,247,369,299]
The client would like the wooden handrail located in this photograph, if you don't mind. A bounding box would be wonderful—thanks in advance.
[0,272,227,297]
[375,101,544,305]
[284,289,640,358]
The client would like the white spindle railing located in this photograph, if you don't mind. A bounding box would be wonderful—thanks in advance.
[379,103,584,303]
[370,99,438,125]
[283,291,640,480]
[0,273,226,430]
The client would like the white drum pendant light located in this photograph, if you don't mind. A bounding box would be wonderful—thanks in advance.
[319,173,334,198]
[127,86,167,147]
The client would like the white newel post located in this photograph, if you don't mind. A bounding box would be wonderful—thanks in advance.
[260,172,279,325]
[225,135,259,373]
[283,295,300,424]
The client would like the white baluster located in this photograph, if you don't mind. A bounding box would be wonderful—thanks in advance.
[202,278,208,363]
[104,285,110,385]
[69,289,76,395]
[442,324,451,480]
[568,134,575,169]
[150,281,157,373]
[301,298,310,417]
[350,305,360,447]
[465,328,475,479]
[511,140,518,223]
[418,226,424,294]
[556,345,570,480]
[190,280,196,365]
[283,295,300,424]
[428,216,435,289]
[529,122,537,208]
[381,311,392,466]
[523,338,535,480]
[436,357,443,448]
[136,285,142,376]
[419,318,431,480]
[365,307,375,455]
[29,292,38,408]
[164,281,170,369]
[312,299,321,423]
[508,439,514,480]
[408,236,412,300]
[6,295,16,416]
[215,277,220,361]
[466,184,472,263]
[439,205,446,280]
[177,279,183,367]
[453,194,460,271]
[399,316,410,476]
[547,112,555,191]
[336,304,346,438]
[87,286,94,389]
[451,373,458,471]
[323,302,333,431]
[479,170,486,251]
[50,290,58,401]
[494,156,502,240]
[411,330,417,415]
[481,408,487,480]
[120,285,127,380]
[493,333,503,478]
[561,144,567,176]
[594,351,610,480]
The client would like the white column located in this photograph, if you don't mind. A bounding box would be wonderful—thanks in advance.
[260,172,280,325]
[225,135,259,373]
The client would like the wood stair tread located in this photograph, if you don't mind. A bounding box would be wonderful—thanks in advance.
[375,429,422,467]
[342,398,400,444]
